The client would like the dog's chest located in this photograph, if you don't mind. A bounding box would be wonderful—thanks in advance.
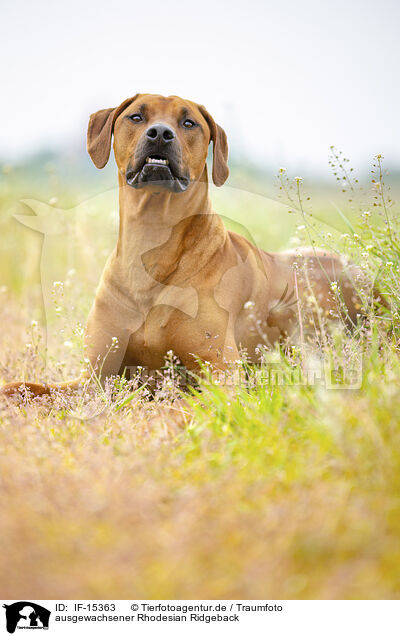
[127,266,198,318]
[123,305,178,369]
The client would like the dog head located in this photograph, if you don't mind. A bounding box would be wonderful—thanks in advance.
[87,94,229,193]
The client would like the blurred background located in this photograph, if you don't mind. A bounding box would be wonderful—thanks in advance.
[1,0,399,174]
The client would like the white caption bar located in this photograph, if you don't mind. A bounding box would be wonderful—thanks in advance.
[1,600,398,635]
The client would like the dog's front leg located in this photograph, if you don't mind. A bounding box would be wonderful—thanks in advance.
[0,303,133,400]
[166,312,241,374]
[83,297,140,386]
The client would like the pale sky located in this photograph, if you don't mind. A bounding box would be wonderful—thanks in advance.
[1,0,399,174]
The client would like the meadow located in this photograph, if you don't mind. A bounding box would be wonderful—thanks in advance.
[0,150,399,599]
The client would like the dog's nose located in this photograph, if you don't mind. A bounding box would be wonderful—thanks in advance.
[145,123,175,143]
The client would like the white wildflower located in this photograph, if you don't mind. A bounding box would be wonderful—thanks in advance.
[244,301,255,310]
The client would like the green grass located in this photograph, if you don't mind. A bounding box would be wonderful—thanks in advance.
[0,155,400,599]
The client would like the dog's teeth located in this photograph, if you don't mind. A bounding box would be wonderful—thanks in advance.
[145,157,169,165]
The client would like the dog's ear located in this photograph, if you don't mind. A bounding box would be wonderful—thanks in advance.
[198,105,229,186]
[87,95,139,169]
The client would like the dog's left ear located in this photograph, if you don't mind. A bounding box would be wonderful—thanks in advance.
[87,95,139,169]
[198,105,229,186]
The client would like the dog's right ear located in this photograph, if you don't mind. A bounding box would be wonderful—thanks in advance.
[87,95,139,169]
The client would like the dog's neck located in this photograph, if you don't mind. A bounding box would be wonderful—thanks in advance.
[115,166,227,269]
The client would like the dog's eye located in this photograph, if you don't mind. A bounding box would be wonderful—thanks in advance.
[129,113,143,122]
[182,119,196,129]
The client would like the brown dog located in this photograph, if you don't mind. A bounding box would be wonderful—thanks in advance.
[1,93,366,397]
